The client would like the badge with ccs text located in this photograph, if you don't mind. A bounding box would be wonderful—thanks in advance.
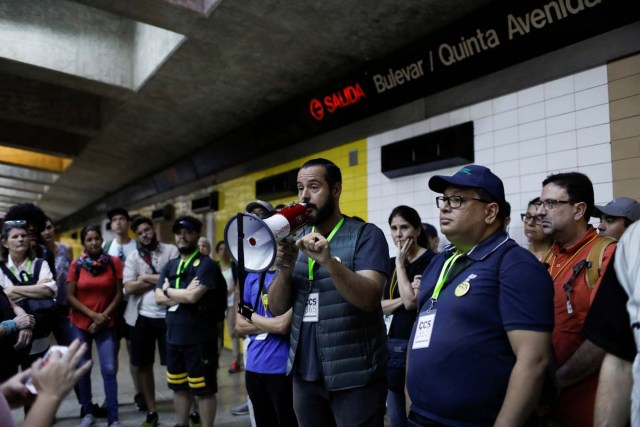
[455,281,470,297]
[303,292,319,322]
[412,310,436,349]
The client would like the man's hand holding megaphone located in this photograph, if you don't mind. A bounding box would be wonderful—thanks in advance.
[275,237,299,271]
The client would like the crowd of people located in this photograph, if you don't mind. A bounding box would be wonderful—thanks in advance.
[1,158,640,427]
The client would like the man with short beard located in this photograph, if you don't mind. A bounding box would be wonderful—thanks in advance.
[123,216,179,427]
[268,158,390,427]
[156,216,224,427]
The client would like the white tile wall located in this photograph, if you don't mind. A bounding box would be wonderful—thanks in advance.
[368,65,613,252]
[517,85,544,106]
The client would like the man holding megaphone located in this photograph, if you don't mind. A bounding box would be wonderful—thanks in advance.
[267,158,390,427]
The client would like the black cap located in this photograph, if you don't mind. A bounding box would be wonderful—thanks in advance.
[172,215,202,234]
[107,207,130,221]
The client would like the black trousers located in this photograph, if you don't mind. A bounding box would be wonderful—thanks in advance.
[245,370,298,427]
[292,375,386,427]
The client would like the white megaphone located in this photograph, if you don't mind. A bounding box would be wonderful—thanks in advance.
[224,203,309,272]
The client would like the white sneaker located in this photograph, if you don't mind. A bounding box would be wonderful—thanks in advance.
[79,414,96,427]
[108,422,122,427]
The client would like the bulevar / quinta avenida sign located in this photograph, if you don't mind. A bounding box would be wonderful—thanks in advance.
[305,0,633,124]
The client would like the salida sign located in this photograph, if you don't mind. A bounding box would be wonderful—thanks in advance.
[309,83,366,121]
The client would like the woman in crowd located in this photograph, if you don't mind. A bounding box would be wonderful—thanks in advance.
[67,225,123,427]
[422,222,440,254]
[198,237,212,257]
[0,220,57,371]
[522,197,553,261]
[382,206,435,427]
[41,216,74,347]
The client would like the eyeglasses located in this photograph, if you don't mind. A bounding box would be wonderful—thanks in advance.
[533,199,572,210]
[2,220,28,233]
[520,213,541,224]
[436,196,490,209]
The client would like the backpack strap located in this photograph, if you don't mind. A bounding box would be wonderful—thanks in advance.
[32,259,43,281]
[75,257,82,279]
[0,263,20,287]
[540,247,554,266]
[103,239,113,254]
[137,245,158,274]
[585,236,616,289]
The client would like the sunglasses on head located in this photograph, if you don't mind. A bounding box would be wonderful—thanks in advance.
[2,220,28,234]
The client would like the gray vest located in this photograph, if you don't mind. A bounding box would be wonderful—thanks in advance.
[288,217,388,390]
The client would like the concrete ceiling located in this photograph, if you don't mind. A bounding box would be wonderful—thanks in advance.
[0,0,497,226]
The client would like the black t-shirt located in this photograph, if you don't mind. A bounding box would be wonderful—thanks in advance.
[383,249,434,339]
[583,252,636,362]
[158,253,221,346]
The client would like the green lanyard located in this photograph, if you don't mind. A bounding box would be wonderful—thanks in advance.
[175,250,199,288]
[429,250,465,304]
[308,218,345,281]
[10,259,32,282]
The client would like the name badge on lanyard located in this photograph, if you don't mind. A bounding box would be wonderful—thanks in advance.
[384,314,394,335]
[303,292,319,322]
[412,310,436,349]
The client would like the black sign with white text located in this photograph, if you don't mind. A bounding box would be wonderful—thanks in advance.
[296,0,636,130]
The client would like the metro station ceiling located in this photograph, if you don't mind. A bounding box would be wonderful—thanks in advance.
[0,0,524,225]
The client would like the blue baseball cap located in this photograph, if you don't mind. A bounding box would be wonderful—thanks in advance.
[428,165,506,205]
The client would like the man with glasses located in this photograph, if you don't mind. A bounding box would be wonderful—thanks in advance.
[521,197,552,261]
[536,172,617,427]
[406,165,554,426]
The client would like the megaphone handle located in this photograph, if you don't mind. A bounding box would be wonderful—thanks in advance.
[236,212,247,307]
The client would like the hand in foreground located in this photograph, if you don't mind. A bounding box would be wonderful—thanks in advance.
[14,313,35,330]
[31,339,92,400]
[14,328,32,350]
[0,369,33,408]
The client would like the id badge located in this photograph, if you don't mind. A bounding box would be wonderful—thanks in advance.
[384,314,394,335]
[168,304,179,312]
[255,333,268,341]
[412,310,436,349]
[303,292,319,322]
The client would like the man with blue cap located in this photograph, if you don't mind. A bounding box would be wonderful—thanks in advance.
[406,165,554,426]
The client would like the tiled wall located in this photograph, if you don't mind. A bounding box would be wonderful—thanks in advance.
[368,65,613,252]
[609,54,640,200]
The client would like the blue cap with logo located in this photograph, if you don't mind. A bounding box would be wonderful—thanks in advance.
[428,165,506,205]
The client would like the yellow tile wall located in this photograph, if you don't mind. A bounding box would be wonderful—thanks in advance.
[213,139,368,239]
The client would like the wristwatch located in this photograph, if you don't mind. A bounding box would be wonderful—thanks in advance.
[163,287,170,297]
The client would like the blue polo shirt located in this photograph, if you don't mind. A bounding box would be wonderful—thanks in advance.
[406,231,553,427]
